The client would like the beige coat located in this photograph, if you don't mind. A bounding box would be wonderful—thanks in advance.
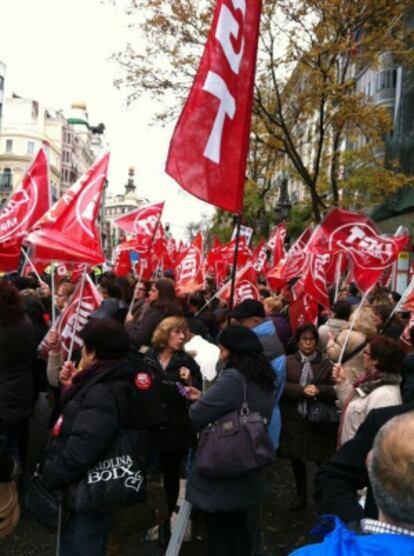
[326,329,367,383]
[318,318,349,354]
[335,380,402,446]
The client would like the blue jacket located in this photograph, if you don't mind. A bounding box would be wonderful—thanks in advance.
[290,516,414,555]
[253,319,285,449]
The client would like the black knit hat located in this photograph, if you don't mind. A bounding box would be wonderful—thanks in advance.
[218,325,263,354]
[228,299,265,319]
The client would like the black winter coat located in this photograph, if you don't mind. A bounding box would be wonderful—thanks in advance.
[315,401,414,524]
[42,358,160,490]
[186,368,274,513]
[144,349,202,451]
[0,317,37,428]
[278,351,337,462]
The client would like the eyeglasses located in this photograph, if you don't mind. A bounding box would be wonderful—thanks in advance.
[300,336,316,342]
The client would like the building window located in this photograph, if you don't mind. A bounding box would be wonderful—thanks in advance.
[27,141,35,155]
[5,139,12,153]
[0,168,12,192]
[0,76,4,91]
[377,69,397,91]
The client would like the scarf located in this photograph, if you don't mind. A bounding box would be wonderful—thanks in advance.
[60,359,124,408]
[297,350,318,418]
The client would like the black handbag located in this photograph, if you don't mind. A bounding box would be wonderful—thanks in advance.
[305,363,339,427]
[195,374,276,479]
[67,428,146,514]
[24,466,65,531]
[306,398,339,426]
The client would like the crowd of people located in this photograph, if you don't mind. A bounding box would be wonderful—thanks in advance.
[1,267,414,555]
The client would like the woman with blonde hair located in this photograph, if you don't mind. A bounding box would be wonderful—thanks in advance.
[263,296,292,348]
[144,316,202,547]
[326,304,379,382]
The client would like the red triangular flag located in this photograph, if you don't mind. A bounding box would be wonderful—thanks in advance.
[24,153,109,264]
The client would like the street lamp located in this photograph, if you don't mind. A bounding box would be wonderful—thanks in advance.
[66,118,105,135]
[274,176,292,222]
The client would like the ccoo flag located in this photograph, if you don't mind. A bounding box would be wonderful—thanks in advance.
[166,0,262,213]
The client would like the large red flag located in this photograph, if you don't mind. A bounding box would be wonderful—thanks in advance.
[307,208,407,285]
[0,148,50,271]
[24,153,109,265]
[166,0,262,213]
[113,202,164,252]
[175,233,205,296]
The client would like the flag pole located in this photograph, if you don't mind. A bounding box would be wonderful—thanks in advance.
[228,214,241,312]
[334,254,343,303]
[67,267,87,362]
[338,288,372,364]
[20,247,42,283]
[50,263,56,327]
[384,276,414,330]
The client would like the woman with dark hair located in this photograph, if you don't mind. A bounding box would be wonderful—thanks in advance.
[144,316,202,546]
[126,278,182,351]
[128,280,151,322]
[187,292,218,339]
[279,323,337,512]
[184,325,275,556]
[41,319,141,556]
[0,281,36,471]
[333,335,402,447]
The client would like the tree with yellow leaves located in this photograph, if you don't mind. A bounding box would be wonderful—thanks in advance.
[110,0,414,223]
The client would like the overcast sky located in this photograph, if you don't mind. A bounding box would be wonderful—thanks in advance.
[0,0,214,239]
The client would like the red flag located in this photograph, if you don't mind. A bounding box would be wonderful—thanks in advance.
[175,233,205,296]
[38,274,102,358]
[166,0,262,213]
[165,238,177,270]
[0,149,50,271]
[307,208,407,291]
[58,274,102,356]
[113,202,164,252]
[252,241,269,274]
[281,227,312,281]
[267,224,286,266]
[219,237,252,269]
[303,254,331,309]
[24,153,109,265]
[206,237,223,274]
[153,223,167,260]
[136,250,154,281]
[289,293,319,334]
[266,227,312,290]
[217,262,259,305]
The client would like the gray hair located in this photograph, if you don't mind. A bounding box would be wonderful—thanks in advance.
[368,412,414,525]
